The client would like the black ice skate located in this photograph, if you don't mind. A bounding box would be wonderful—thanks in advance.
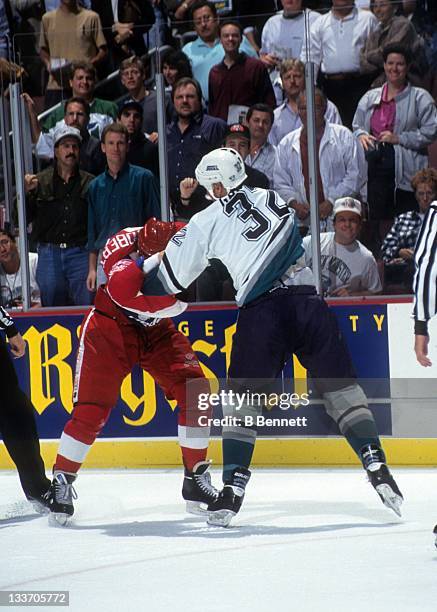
[360,444,403,517]
[207,467,251,527]
[433,525,437,549]
[48,471,77,526]
[182,461,219,515]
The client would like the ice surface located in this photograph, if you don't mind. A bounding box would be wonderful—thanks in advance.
[1,468,437,612]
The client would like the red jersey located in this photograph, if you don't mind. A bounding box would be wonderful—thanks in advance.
[97,227,186,327]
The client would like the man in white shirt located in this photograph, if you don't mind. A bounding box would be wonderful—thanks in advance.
[274,89,363,233]
[303,197,382,296]
[269,58,342,147]
[261,0,320,103]
[0,230,40,308]
[301,0,378,127]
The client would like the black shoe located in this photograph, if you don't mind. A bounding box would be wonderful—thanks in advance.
[182,461,219,515]
[48,471,77,526]
[207,467,251,527]
[26,489,52,515]
[360,444,403,517]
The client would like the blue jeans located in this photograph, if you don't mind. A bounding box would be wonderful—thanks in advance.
[36,244,93,307]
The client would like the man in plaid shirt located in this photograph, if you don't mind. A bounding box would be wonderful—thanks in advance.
[381,210,424,263]
[382,169,437,264]
[381,169,437,290]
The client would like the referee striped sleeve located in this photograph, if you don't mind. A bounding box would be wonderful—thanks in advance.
[413,204,437,325]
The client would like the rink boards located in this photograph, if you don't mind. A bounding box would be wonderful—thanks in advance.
[1,299,437,467]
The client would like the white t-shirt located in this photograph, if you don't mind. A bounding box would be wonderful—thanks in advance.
[0,252,40,306]
[303,232,381,295]
[261,10,320,62]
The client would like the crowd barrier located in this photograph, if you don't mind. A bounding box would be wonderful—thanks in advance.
[1,297,436,469]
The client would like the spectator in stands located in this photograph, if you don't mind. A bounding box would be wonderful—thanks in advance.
[274,89,362,234]
[400,0,437,97]
[7,0,46,96]
[0,0,10,59]
[43,62,118,137]
[172,0,277,50]
[181,0,257,104]
[91,0,155,69]
[147,0,171,48]
[360,0,427,87]
[24,94,106,175]
[175,123,269,220]
[162,49,193,90]
[400,0,437,35]
[301,0,378,128]
[269,59,342,147]
[208,21,275,123]
[40,0,107,108]
[261,0,320,103]
[303,197,382,296]
[228,1,278,53]
[245,103,276,186]
[176,125,270,301]
[87,123,160,289]
[223,124,270,190]
[0,230,40,308]
[167,76,227,206]
[24,125,94,306]
[381,168,437,291]
[171,0,198,32]
[118,55,172,142]
[261,0,319,65]
[117,100,159,178]
[353,44,437,251]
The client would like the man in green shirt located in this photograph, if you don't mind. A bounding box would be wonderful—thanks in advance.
[43,61,118,139]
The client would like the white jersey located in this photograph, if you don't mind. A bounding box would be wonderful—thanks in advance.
[157,185,314,307]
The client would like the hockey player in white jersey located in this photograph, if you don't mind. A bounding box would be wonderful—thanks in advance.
[140,148,403,526]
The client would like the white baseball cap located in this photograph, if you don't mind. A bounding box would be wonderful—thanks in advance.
[53,124,82,147]
[333,197,362,218]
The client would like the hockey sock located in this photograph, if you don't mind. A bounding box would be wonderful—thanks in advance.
[222,439,255,483]
[336,407,381,458]
[54,432,92,474]
[181,446,208,472]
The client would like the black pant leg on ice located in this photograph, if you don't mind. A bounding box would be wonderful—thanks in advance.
[0,336,50,498]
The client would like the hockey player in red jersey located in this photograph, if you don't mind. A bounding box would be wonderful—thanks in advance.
[47,220,217,525]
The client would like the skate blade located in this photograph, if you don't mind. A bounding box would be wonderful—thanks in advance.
[376,484,403,517]
[207,509,236,527]
[48,512,72,527]
[186,501,209,516]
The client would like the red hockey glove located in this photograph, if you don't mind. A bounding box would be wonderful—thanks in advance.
[137,218,185,257]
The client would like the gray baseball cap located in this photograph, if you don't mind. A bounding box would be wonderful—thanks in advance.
[53,124,82,147]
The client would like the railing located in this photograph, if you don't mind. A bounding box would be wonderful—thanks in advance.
[0,2,435,309]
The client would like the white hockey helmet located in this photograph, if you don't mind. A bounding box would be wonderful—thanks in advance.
[195,147,247,197]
